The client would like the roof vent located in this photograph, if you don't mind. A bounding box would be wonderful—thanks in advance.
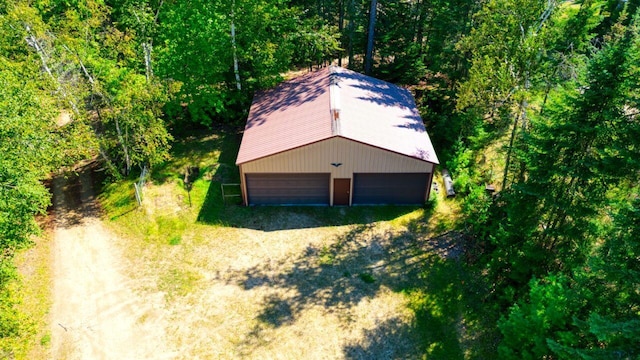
[329,70,341,135]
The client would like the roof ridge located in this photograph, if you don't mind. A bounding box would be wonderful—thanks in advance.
[329,67,341,136]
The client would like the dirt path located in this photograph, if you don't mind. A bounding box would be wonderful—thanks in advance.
[50,166,173,360]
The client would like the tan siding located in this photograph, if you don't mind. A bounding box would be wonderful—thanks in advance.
[241,137,433,176]
[239,164,248,205]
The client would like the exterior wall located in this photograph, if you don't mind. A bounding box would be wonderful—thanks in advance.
[239,137,434,205]
[241,137,433,175]
[239,164,247,205]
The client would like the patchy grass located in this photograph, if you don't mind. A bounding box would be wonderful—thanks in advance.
[7,230,54,360]
[158,268,202,300]
[168,235,182,246]
[475,133,509,192]
[98,130,496,358]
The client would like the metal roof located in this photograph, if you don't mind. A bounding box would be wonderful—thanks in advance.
[236,66,439,165]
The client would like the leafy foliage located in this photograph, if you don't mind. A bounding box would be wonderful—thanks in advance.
[0,56,65,350]
[0,62,59,248]
[97,73,172,174]
[498,274,580,359]
[2,0,640,357]
[493,8,640,357]
[155,0,339,126]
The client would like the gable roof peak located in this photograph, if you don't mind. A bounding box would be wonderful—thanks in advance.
[236,67,439,165]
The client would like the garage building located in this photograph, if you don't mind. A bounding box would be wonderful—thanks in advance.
[235,66,439,206]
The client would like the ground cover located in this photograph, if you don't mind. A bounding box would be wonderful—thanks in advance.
[95,129,497,359]
[13,129,497,359]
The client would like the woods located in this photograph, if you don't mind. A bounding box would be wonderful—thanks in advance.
[1,0,639,358]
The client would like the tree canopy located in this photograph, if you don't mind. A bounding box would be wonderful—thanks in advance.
[1,0,639,357]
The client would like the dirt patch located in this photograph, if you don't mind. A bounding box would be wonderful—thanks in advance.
[116,214,434,359]
[49,166,174,359]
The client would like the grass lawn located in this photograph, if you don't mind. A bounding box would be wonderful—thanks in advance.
[99,129,498,359]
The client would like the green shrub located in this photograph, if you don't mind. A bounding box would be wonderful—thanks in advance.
[358,273,376,283]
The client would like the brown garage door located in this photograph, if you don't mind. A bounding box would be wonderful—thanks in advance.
[352,173,429,205]
[245,173,330,205]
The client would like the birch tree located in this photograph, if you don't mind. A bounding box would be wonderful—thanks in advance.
[231,0,241,90]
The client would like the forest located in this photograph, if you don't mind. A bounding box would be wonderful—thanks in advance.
[1,0,639,358]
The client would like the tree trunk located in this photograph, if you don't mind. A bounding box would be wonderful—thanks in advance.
[414,0,426,57]
[143,42,153,81]
[114,115,132,175]
[364,0,378,75]
[502,104,521,190]
[347,0,356,69]
[338,0,344,66]
[231,0,242,90]
[24,26,80,115]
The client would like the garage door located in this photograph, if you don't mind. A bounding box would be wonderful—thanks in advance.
[352,173,429,205]
[245,173,330,205]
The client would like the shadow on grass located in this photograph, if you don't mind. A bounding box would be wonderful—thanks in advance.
[197,193,423,231]
[215,213,495,358]
[343,317,424,360]
[152,128,242,185]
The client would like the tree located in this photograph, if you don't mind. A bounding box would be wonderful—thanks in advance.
[290,17,341,71]
[12,0,172,177]
[547,188,640,359]
[516,5,638,266]
[538,0,602,114]
[498,274,582,359]
[97,72,172,175]
[0,63,58,249]
[492,9,640,356]
[0,55,92,342]
[457,0,552,115]
[364,0,377,75]
[500,191,640,359]
[457,0,561,190]
[156,0,339,126]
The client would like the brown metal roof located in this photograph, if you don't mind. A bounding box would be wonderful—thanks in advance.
[236,66,439,165]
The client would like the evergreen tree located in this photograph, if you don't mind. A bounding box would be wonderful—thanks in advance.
[496,8,640,356]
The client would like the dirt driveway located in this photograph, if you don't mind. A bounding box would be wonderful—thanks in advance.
[50,166,174,359]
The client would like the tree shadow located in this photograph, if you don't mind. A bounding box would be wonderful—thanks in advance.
[335,70,416,111]
[256,294,295,327]
[244,70,329,130]
[395,114,428,133]
[336,69,427,134]
[343,317,424,360]
[216,212,479,358]
[333,68,435,163]
[197,196,423,231]
[152,128,242,185]
[51,162,102,228]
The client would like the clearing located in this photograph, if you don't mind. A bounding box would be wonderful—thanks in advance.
[95,132,493,359]
[31,132,492,359]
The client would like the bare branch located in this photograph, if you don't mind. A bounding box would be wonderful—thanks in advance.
[24,25,80,115]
